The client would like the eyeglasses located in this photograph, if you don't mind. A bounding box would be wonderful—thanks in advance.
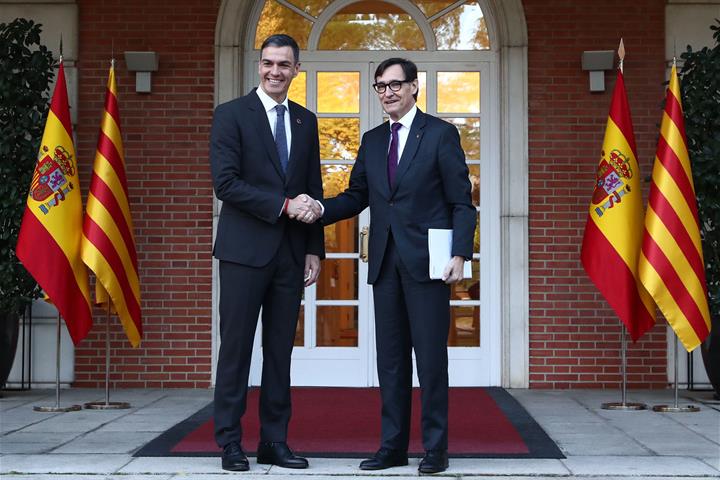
[372,80,412,94]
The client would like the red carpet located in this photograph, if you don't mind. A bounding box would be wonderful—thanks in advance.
[136,387,563,458]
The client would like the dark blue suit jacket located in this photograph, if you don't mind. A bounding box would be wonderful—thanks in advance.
[323,110,475,283]
[210,89,325,266]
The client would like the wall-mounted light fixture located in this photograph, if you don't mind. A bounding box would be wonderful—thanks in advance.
[581,50,615,92]
[124,51,159,93]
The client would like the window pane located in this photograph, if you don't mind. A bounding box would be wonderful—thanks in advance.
[468,164,480,208]
[288,71,306,107]
[411,0,458,18]
[324,217,358,253]
[319,118,360,160]
[294,307,304,346]
[317,259,358,300]
[417,71,426,112]
[286,0,333,17]
[255,0,313,49]
[317,306,358,346]
[432,1,490,50]
[437,72,480,113]
[322,165,358,253]
[446,117,480,159]
[448,304,479,346]
[319,1,426,50]
[317,72,360,113]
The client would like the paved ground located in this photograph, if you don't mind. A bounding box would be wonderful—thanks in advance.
[1,388,718,479]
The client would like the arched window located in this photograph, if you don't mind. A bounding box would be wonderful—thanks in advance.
[254,0,490,51]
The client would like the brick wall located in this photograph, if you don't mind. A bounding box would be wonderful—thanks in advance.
[74,0,218,387]
[523,0,668,388]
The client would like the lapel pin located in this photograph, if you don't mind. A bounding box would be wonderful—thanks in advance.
[296,118,302,124]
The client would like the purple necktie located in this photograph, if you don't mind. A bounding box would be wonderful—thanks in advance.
[387,122,402,188]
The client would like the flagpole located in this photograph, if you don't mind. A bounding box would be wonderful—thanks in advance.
[33,314,81,412]
[653,333,700,412]
[84,306,130,409]
[602,326,647,410]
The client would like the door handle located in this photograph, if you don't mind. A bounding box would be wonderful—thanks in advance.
[359,226,369,263]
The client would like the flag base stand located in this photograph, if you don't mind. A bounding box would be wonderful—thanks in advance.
[652,336,700,413]
[652,404,700,413]
[601,328,647,411]
[601,402,646,410]
[34,404,82,412]
[83,309,131,411]
[33,315,81,413]
[84,401,130,410]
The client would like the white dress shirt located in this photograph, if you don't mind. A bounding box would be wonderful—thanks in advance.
[388,104,418,163]
[256,85,292,156]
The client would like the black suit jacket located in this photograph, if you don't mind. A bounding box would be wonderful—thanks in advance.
[210,89,325,266]
[323,110,475,283]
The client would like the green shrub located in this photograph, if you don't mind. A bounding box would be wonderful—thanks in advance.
[0,18,54,315]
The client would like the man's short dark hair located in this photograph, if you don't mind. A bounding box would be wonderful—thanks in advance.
[261,34,300,64]
[374,58,418,100]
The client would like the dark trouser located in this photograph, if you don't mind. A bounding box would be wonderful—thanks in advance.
[372,236,450,452]
[214,240,303,448]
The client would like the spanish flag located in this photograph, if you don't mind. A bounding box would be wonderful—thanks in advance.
[16,61,93,345]
[81,63,142,347]
[581,69,656,341]
[638,65,710,352]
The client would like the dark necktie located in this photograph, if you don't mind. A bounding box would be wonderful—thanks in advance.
[274,104,288,173]
[387,122,402,188]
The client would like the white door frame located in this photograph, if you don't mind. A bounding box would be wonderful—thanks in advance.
[213,0,529,388]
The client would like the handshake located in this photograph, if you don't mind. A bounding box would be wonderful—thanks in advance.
[286,194,323,224]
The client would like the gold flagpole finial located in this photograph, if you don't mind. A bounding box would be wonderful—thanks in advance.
[59,33,63,63]
[111,38,115,68]
[672,56,677,69]
[618,38,625,74]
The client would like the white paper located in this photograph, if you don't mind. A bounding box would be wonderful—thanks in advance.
[428,228,472,279]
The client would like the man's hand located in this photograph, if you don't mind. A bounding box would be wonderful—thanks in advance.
[287,194,322,223]
[442,256,466,284]
[304,254,321,287]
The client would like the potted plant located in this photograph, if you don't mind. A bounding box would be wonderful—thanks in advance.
[0,18,53,387]
[680,19,720,398]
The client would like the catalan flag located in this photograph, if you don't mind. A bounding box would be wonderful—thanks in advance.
[638,65,710,352]
[16,61,93,345]
[81,63,142,347]
[581,69,656,341]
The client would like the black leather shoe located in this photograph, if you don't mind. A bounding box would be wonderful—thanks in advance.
[256,441,309,469]
[221,441,249,471]
[359,448,409,470]
[418,449,449,474]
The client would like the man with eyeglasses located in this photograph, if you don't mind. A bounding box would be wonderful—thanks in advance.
[317,58,475,473]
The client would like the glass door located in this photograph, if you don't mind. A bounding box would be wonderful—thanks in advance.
[249,59,495,387]
[249,63,374,386]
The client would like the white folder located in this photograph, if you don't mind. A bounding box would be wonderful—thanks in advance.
[428,228,472,279]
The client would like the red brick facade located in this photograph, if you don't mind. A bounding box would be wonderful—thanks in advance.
[524,0,667,388]
[71,1,670,388]
[74,0,219,388]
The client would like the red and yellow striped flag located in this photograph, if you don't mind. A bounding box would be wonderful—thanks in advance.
[81,64,142,347]
[581,70,656,341]
[16,61,93,345]
[638,65,710,352]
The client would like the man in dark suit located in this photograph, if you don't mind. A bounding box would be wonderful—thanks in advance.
[319,58,475,474]
[210,34,324,472]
